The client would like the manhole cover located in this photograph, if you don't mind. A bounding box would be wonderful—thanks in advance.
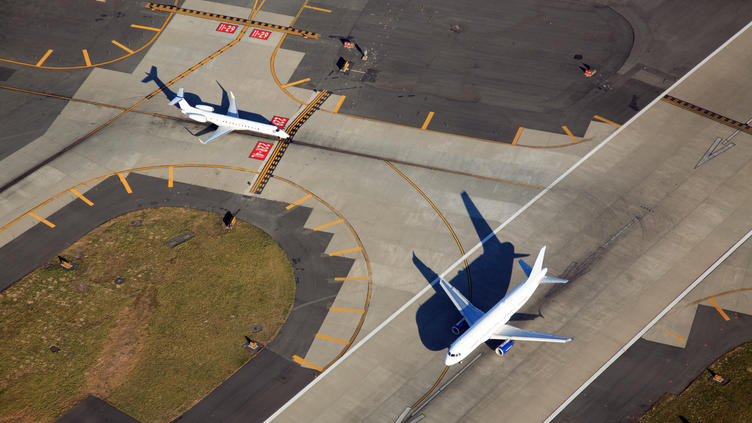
[114,277,125,285]
[250,324,263,333]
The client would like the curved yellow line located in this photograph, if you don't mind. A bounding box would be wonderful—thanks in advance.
[270,0,309,105]
[0,0,179,70]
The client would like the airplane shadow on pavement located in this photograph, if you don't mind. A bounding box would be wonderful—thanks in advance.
[141,65,273,138]
[414,191,534,352]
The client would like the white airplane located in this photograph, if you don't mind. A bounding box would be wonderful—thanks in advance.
[168,88,289,144]
[441,246,572,365]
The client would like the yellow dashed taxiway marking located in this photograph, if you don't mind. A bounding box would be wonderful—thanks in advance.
[70,189,94,206]
[334,276,369,281]
[561,125,578,143]
[131,24,161,31]
[661,327,687,343]
[593,114,621,127]
[36,49,53,67]
[512,126,524,145]
[168,166,174,187]
[27,212,55,228]
[707,297,731,321]
[332,95,346,113]
[286,193,312,209]
[111,40,134,54]
[304,5,331,12]
[82,49,91,66]
[292,355,323,371]
[315,333,349,344]
[280,78,311,88]
[313,219,343,231]
[421,111,435,130]
[329,307,364,314]
[328,247,362,256]
[117,173,133,193]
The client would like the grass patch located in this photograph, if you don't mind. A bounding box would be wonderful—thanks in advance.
[640,341,752,423]
[0,207,295,422]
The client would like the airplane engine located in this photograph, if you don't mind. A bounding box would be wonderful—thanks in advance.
[495,340,514,356]
[187,113,208,123]
[451,318,469,335]
[195,104,214,112]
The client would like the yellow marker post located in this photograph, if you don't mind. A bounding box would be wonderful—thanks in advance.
[168,166,174,188]
[111,40,134,54]
[27,212,55,228]
[36,49,53,67]
[313,219,343,231]
[328,247,362,256]
[82,49,91,66]
[70,188,94,206]
[561,125,578,143]
[421,111,435,130]
[280,78,311,88]
[332,95,346,113]
[117,173,133,194]
[512,126,524,145]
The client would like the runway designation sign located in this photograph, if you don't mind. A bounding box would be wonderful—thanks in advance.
[216,23,238,33]
[271,116,288,129]
[250,29,272,40]
[250,141,273,160]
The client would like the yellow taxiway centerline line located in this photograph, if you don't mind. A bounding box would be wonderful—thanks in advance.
[111,40,134,54]
[117,173,133,193]
[593,114,621,127]
[313,219,343,231]
[304,5,331,12]
[332,95,346,113]
[36,49,53,67]
[334,277,370,281]
[27,212,55,228]
[70,189,94,206]
[421,111,435,130]
[292,355,323,371]
[512,126,524,145]
[329,307,365,313]
[315,333,349,344]
[328,247,362,256]
[82,49,91,66]
[280,78,311,88]
[286,193,312,209]
[561,125,578,143]
[131,24,161,31]
[708,297,731,321]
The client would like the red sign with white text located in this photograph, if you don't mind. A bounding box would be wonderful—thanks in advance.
[271,116,288,129]
[250,29,272,40]
[216,23,238,33]
[249,141,273,160]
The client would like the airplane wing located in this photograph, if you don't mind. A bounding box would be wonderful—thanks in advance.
[438,278,484,325]
[200,126,234,144]
[227,92,239,118]
[489,324,572,343]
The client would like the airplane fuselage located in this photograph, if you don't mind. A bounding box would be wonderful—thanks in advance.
[180,101,288,139]
[446,272,543,364]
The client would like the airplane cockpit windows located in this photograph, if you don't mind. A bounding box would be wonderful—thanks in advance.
[448,352,461,358]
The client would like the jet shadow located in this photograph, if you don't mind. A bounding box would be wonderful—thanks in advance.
[414,191,531,351]
[141,65,273,127]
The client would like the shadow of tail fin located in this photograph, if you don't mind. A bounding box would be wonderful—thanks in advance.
[142,65,158,83]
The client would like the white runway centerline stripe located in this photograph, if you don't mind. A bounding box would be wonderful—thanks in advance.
[264,18,752,423]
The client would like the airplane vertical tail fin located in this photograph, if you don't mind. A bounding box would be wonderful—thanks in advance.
[517,245,568,283]
[531,245,547,279]
[169,88,184,106]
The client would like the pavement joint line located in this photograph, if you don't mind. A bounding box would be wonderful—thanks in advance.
[660,327,687,343]
[111,40,134,54]
[168,166,174,188]
[334,276,369,281]
[35,49,53,67]
[69,189,94,206]
[511,126,524,145]
[264,19,752,421]
[280,78,311,88]
[561,125,578,143]
[421,111,435,130]
[26,212,55,228]
[304,5,331,12]
[315,333,349,344]
[117,173,133,194]
[661,94,752,135]
[0,2,261,196]
[707,297,731,321]
[593,114,621,127]
[286,193,313,209]
[328,247,362,256]
[82,49,91,66]
[313,218,343,231]
[329,307,365,313]
[131,24,160,31]
[292,355,323,371]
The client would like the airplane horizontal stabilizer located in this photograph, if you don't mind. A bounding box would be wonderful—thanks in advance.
[169,88,184,106]
[489,324,572,343]
[519,256,567,284]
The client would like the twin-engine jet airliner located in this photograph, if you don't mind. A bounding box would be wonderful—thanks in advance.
[169,88,289,144]
[440,246,572,365]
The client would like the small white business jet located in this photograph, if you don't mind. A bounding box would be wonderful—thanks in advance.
[169,88,289,144]
[440,246,572,365]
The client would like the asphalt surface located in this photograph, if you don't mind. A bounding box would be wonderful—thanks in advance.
[553,305,752,422]
[56,396,139,423]
[1,172,353,422]
[282,0,752,141]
